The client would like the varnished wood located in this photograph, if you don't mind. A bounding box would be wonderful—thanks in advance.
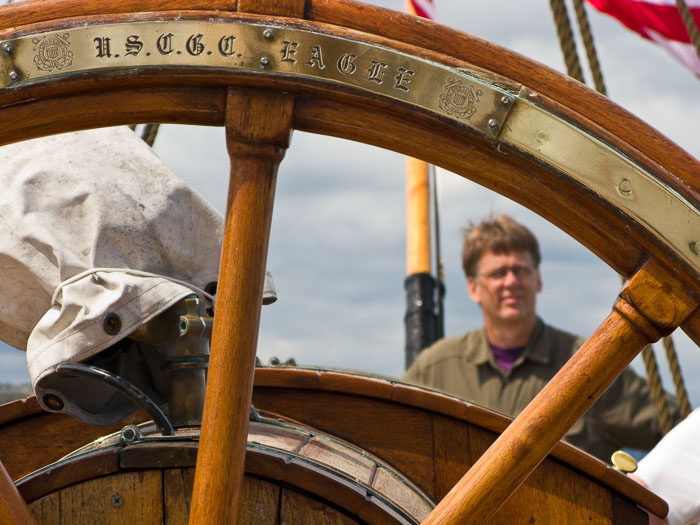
[406,157,432,275]
[280,488,359,524]
[251,368,667,517]
[0,460,36,525]
[163,469,195,525]
[422,259,699,524]
[681,308,700,347]
[188,88,293,525]
[237,0,306,17]
[0,401,147,481]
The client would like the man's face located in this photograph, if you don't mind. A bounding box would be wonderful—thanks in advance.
[467,250,542,325]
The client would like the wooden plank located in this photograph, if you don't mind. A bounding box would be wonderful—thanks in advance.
[58,470,163,524]
[28,492,58,525]
[164,468,195,525]
[432,415,472,500]
[188,88,293,525]
[280,488,359,525]
[238,476,280,525]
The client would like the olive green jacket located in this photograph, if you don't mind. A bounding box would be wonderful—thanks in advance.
[402,319,677,462]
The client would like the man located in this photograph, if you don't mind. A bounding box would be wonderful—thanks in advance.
[403,215,677,462]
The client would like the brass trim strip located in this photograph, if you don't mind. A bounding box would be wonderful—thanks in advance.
[0,19,697,273]
[499,89,699,274]
[0,19,513,136]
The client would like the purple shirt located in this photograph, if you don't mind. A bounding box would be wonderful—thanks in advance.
[489,342,526,374]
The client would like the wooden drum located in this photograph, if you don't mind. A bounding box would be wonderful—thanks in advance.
[17,410,434,524]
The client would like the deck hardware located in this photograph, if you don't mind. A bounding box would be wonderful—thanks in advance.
[119,425,142,445]
[56,362,175,436]
[618,178,632,196]
[111,493,123,507]
[610,450,637,473]
[488,119,498,129]
[43,393,63,411]
[263,29,273,40]
[103,312,122,335]
[260,56,270,67]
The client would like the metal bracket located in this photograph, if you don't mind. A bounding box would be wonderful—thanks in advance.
[0,42,15,89]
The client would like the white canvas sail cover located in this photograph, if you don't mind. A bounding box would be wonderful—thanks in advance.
[0,126,275,424]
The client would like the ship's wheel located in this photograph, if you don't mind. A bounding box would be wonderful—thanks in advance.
[0,0,698,523]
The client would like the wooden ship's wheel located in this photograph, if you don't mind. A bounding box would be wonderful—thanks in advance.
[0,0,698,523]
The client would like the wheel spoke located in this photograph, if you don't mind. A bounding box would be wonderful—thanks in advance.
[188,88,294,525]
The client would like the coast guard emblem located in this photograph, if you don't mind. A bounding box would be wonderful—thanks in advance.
[33,33,73,72]
[438,78,482,120]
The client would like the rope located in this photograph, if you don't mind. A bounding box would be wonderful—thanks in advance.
[141,123,160,147]
[676,0,700,62]
[549,0,585,82]
[663,334,693,419]
[641,344,674,435]
[571,0,607,95]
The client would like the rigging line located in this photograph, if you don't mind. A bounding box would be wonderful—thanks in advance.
[641,344,674,435]
[430,163,444,340]
[571,0,607,95]
[141,123,161,147]
[663,334,693,419]
[676,0,700,63]
[549,0,585,82]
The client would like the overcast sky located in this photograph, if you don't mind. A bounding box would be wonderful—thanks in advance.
[0,1,698,410]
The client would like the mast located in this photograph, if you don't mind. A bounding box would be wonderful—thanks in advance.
[403,0,441,369]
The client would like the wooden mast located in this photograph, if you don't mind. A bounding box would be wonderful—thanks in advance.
[403,0,440,370]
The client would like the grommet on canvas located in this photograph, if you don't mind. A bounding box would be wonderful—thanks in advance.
[43,393,64,411]
[103,312,122,335]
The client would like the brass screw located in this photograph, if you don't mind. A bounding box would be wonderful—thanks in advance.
[260,57,270,67]
[618,178,633,196]
[263,29,273,40]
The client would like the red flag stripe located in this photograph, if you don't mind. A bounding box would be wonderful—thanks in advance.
[586,0,700,43]
[408,0,435,19]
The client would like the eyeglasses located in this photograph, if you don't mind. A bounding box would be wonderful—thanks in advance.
[477,264,535,282]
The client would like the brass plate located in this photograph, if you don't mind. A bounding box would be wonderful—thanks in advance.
[500,92,700,273]
[0,19,513,136]
[0,19,697,273]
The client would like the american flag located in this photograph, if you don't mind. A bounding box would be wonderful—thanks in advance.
[586,0,700,76]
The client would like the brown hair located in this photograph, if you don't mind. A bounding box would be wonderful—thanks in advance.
[461,215,541,277]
